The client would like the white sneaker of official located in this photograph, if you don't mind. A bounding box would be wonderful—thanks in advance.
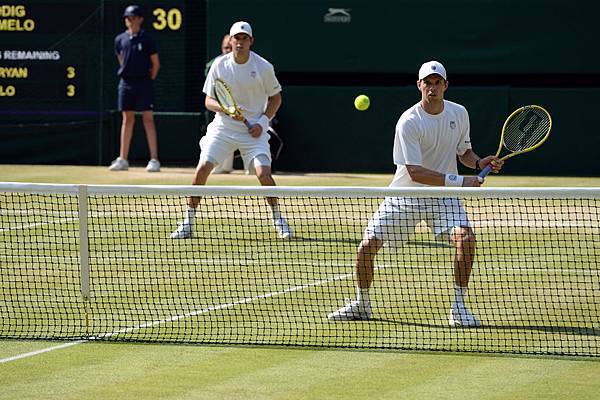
[146,159,161,172]
[449,303,481,327]
[272,216,292,239]
[108,157,129,171]
[327,300,372,321]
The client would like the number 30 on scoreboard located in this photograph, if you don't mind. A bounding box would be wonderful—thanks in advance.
[152,8,182,31]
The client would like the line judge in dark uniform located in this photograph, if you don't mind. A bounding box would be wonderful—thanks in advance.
[110,5,161,172]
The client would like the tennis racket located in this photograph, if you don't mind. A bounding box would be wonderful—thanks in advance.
[478,105,552,181]
[214,78,253,129]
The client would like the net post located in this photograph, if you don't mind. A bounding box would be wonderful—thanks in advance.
[78,185,90,301]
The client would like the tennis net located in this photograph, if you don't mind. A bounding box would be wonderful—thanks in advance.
[0,183,598,357]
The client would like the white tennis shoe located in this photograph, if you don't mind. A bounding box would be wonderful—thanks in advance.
[327,300,372,321]
[109,157,129,171]
[272,217,292,239]
[170,222,193,239]
[146,159,161,172]
[449,303,481,327]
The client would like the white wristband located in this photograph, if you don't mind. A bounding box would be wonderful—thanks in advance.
[444,174,464,187]
[257,115,270,133]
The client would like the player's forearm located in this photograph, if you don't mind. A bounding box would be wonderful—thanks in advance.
[407,165,480,187]
[406,165,446,186]
[462,151,503,172]
[204,96,222,113]
[458,149,481,170]
[263,93,282,120]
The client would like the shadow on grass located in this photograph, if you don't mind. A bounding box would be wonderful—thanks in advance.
[266,236,454,248]
[373,318,600,336]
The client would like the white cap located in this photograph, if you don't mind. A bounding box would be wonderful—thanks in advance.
[418,61,447,80]
[229,21,253,37]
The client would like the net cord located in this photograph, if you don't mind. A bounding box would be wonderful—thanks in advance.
[0,182,599,199]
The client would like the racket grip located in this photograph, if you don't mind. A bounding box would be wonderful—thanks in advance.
[243,119,253,129]
[477,165,493,183]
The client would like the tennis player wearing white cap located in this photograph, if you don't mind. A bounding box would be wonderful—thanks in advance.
[170,21,292,240]
[328,61,503,326]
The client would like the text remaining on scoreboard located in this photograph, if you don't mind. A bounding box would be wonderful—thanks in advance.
[0,50,60,60]
[0,4,34,31]
[0,50,73,97]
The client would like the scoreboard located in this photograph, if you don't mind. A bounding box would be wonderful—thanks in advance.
[0,2,98,110]
[0,0,204,114]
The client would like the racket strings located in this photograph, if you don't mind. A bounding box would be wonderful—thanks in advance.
[214,82,236,111]
[503,108,551,152]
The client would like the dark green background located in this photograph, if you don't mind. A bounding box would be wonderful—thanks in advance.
[207,0,594,74]
[1,0,598,175]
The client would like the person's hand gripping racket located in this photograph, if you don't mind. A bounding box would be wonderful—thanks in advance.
[214,78,264,138]
[458,156,503,187]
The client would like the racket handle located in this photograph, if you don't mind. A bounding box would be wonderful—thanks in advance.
[477,165,493,183]
[243,119,253,129]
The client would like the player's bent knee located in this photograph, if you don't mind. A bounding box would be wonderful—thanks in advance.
[452,227,476,248]
[256,170,272,181]
[358,237,383,256]
[196,160,215,175]
[256,168,275,185]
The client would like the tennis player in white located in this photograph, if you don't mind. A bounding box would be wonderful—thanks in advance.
[328,61,503,327]
[171,21,292,239]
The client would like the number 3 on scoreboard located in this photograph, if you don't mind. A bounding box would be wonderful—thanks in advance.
[152,8,182,31]
[66,66,76,79]
[66,84,75,97]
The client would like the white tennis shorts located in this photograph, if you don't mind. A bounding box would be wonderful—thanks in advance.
[365,196,471,243]
[199,122,272,167]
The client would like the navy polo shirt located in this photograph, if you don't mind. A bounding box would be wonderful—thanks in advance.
[115,29,157,81]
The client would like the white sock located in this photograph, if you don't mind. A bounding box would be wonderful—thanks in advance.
[183,207,196,225]
[454,285,467,306]
[357,287,370,305]
[270,204,281,220]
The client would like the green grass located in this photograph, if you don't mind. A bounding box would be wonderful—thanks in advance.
[1,165,599,399]
[3,163,600,186]
[1,342,598,400]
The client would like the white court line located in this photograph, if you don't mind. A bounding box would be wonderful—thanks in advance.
[0,217,78,232]
[0,265,378,364]
[0,340,88,364]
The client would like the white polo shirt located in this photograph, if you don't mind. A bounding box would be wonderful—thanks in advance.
[203,51,281,133]
[390,100,472,187]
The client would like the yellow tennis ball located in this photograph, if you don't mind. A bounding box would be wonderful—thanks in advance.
[354,94,370,111]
